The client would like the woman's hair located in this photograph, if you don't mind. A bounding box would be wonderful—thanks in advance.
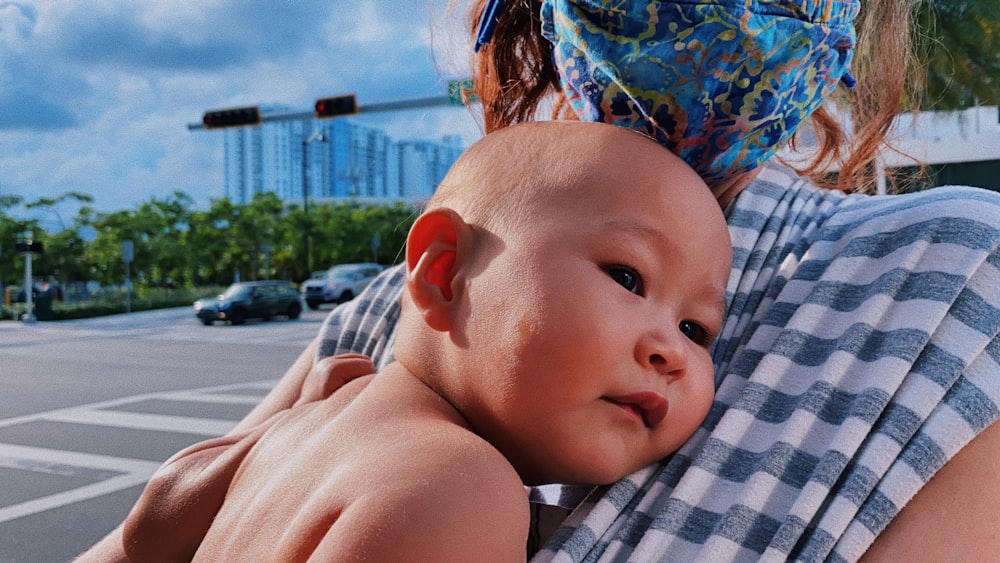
[462,0,920,194]
[466,0,561,131]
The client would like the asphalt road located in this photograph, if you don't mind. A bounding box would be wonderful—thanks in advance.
[0,304,332,562]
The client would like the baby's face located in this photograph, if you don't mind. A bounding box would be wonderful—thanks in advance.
[452,124,732,485]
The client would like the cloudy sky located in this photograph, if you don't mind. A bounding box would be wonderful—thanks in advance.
[0,0,484,220]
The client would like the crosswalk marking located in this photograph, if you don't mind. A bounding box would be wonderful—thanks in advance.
[0,381,276,525]
[0,443,160,474]
[163,391,265,405]
[45,409,236,436]
[0,472,155,524]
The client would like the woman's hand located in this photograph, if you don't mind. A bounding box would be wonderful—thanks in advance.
[294,352,377,407]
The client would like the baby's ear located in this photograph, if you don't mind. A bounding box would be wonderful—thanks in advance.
[405,207,469,331]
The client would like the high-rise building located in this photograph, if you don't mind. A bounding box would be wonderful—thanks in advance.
[224,104,302,202]
[395,135,464,200]
[325,119,392,198]
[223,111,464,205]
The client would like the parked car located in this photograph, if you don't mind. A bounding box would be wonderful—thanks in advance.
[195,281,302,325]
[300,263,383,309]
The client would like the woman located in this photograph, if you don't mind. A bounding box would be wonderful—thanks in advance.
[282,1,999,560]
[78,1,1000,561]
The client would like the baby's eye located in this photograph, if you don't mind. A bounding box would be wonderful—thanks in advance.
[679,320,711,346]
[606,265,643,295]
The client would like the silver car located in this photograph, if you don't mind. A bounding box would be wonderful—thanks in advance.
[300,263,384,309]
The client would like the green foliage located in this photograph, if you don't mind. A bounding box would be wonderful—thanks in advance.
[1,190,417,315]
[1,286,226,321]
[916,0,1000,110]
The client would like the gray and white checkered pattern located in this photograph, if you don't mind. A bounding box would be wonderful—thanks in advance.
[316,163,1000,562]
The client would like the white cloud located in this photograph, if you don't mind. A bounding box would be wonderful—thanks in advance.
[0,0,481,215]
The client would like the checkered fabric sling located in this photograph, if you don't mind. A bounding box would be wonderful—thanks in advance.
[315,163,1000,562]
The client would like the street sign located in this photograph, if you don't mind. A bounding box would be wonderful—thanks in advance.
[122,240,134,263]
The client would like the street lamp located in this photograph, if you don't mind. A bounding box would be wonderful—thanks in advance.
[15,232,43,324]
[302,131,327,274]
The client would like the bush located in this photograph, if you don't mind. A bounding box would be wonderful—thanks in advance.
[0,286,226,321]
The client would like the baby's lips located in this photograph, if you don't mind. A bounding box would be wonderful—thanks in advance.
[609,392,669,428]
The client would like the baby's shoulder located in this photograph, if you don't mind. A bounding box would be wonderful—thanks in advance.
[364,419,524,503]
[326,422,530,560]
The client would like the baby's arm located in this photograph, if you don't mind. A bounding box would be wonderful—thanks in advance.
[200,369,532,563]
[74,413,279,562]
[117,355,375,561]
[122,428,264,561]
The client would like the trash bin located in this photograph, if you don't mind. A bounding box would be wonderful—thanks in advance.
[34,292,53,321]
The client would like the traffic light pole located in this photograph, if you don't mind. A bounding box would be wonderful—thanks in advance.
[301,132,327,274]
[15,232,43,324]
[22,248,34,323]
[187,95,453,130]
[189,89,467,277]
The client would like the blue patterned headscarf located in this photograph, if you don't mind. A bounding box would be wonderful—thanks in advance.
[538,0,860,186]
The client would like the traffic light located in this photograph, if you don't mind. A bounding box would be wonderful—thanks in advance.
[202,106,261,129]
[315,95,358,119]
[14,240,43,253]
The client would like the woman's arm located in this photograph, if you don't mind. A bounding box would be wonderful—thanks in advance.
[861,419,1000,561]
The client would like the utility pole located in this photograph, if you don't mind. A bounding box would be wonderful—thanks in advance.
[15,232,43,323]
[301,132,327,274]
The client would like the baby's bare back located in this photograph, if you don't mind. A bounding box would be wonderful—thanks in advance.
[194,363,530,562]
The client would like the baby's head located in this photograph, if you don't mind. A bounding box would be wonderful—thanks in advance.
[398,121,731,485]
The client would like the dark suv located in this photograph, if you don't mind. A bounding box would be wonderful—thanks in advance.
[195,281,302,325]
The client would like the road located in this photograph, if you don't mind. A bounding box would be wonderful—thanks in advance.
[0,305,332,562]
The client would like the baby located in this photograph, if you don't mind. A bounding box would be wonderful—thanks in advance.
[120,120,732,561]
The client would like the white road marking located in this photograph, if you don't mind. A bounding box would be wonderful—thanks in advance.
[164,392,264,405]
[44,410,236,436]
[0,443,160,474]
[0,381,275,430]
[0,381,277,524]
[0,472,156,524]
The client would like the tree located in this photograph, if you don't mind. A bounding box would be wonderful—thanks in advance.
[130,191,194,287]
[0,195,38,286]
[83,208,139,287]
[358,201,417,265]
[232,192,284,282]
[306,200,416,277]
[24,192,94,231]
[188,198,241,286]
[916,0,1000,110]
[3,186,415,294]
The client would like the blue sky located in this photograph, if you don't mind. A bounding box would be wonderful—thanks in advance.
[0,0,483,219]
